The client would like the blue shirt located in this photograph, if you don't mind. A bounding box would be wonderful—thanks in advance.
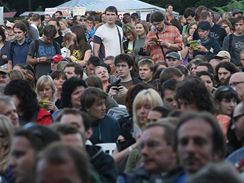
[7,39,31,66]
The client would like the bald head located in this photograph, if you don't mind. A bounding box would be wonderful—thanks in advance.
[229,72,244,101]
[233,102,244,119]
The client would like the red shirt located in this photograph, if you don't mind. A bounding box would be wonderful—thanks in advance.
[36,108,52,126]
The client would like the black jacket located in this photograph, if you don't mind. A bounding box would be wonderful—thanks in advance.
[119,166,185,183]
[86,145,118,183]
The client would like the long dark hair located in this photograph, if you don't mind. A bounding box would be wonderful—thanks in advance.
[4,79,39,123]
[61,77,86,108]
[70,25,90,59]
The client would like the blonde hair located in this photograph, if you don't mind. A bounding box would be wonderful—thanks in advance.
[132,88,164,128]
[122,24,137,40]
[0,115,14,173]
[36,75,56,101]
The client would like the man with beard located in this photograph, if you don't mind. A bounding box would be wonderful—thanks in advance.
[176,112,225,179]
[215,61,239,86]
[118,123,184,183]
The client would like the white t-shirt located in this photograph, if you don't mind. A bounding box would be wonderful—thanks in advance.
[94,23,123,58]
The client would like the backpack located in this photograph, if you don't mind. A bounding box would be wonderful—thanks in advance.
[32,39,59,79]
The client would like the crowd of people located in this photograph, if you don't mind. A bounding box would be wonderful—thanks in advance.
[0,3,243,183]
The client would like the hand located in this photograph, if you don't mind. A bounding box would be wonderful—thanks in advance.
[160,41,171,48]
[187,36,193,42]
[38,57,48,63]
[108,86,118,96]
[46,101,57,112]
[147,40,157,46]
[117,86,128,95]
[197,45,208,52]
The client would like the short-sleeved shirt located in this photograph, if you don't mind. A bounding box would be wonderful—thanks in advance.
[93,24,123,59]
[28,39,61,59]
[222,34,244,66]
[7,39,31,66]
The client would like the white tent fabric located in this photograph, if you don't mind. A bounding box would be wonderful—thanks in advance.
[56,0,166,12]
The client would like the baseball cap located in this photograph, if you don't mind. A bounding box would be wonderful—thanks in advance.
[213,51,231,60]
[166,52,180,60]
[198,21,211,31]
[52,54,63,63]
[0,65,9,75]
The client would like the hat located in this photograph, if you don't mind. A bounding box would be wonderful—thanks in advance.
[52,54,63,63]
[232,9,243,16]
[166,52,180,60]
[198,21,211,31]
[214,51,231,60]
[0,64,9,74]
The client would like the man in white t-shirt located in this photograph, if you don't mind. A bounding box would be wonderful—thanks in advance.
[93,6,123,59]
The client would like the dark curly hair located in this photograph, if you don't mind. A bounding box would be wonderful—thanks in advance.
[4,79,39,123]
[175,77,215,113]
[61,77,87,108]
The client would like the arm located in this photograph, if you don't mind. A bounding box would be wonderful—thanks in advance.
[83,49,91,63]
[222,35,230,51]
[7,60,13,71]
[144,32,158,52]
[93,42,101,57]
[26,55,38,66]
[180,46,190,60]
[112,141,139,163]
[171,27,184,51]
[93,33,102,57]
[27,40,37,66]
[79,49,92,67]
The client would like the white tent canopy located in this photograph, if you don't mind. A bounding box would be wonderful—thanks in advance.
[56,0,178,15]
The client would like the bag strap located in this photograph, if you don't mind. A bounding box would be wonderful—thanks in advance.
[116,26,122,54]
[156,32,166,58]
[33,39,39,58]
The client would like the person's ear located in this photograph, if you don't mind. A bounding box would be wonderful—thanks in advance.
[86,128,93,139]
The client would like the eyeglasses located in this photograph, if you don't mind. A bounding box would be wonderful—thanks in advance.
[229,81,244,87]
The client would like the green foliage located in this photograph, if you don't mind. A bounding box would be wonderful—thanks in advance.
[213,0,244,13]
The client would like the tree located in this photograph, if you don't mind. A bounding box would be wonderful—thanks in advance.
[213,0,244,14]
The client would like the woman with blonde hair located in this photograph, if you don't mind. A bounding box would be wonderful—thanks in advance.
[132,88,164,132]
[0,115,15,180]
[120,89,164,172]
[123,24,137,54]
[36,75,57,112]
